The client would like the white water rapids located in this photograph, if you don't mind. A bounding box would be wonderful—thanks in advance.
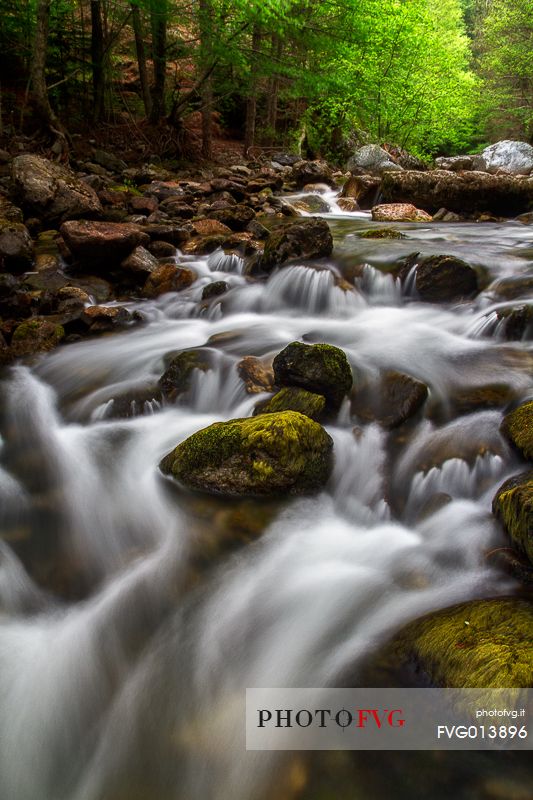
[0,199,532,799]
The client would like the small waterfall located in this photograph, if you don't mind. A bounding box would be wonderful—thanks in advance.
[358,264,402,305]
[207,248,245,275]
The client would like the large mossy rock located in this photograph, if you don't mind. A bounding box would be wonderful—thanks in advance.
[381,598,533,687]
[159,411,333,496]
[501,400,533,460]
[255,387,326,421]
[12,154,102,224]
[273,342,353,411]
[415,254,478,303]
[260,218,333,272]
[492,470,533,565]
[381,169,533,216]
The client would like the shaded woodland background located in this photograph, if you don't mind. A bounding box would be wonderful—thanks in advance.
[0,0,531,163]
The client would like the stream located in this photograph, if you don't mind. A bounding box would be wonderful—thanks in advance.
[0,193,532,799]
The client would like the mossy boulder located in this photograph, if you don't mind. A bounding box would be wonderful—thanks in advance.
[255,387,326,421]
[501,400,533,460]
[0,220,34,272]
[358,228,406,240]
[159,410,333,496]
[492,470,533,565]
[158,349,211,400]
[260,218,333,272]
[10,318,65,357]
[273,341,353,411]
[380,598,533,687]
[415,255,478,303]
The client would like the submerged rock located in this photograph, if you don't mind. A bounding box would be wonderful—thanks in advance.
[381,169,533,216]
[158,349,211,399]
[493,470,533,566]
[160,411,333,496]
[358,228,405,240]
[371,203,432,222]
[501,400,533,461]
[11,154,102,223]
[379,598,533,687]
[273,341,353,411]
[415,255,478,303]
[255,386,326,421]
[260,218,333,271]
[352,371,428,428]
[495,305,533,340]
[201,280,228,300]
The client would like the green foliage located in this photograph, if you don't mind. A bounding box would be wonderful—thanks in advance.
[476,0,533,140]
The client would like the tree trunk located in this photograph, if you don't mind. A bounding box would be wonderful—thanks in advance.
[199,0,213,158]
[244,25,261,156]
[131,3,152,118]
[90,0,105,122]
[30,0,68,154]
[149,0,167,124]
[266,34,282,141]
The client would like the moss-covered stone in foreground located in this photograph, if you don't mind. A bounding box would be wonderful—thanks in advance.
[383,598,533,688]
[501,400,533,461]
[160,410,333,496]
[492,470,533,565]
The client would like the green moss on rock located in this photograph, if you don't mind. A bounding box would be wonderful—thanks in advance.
[273,341,353,411]
[492,470,533,565]
[358,228,406,240]
[501,400,533,460]
[160,410,333,496]
[383,598,533,687]
[158,349,210,400]
[255,387,326,421]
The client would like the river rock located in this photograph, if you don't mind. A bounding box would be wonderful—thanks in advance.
[347,145,402,176]
[158,349,211,399]
[142,264,196,298]
[60,220,149,263]
[501,400,533,460]
[290,160,336,189]
[435,155,480,172]
[201,281,228,300]
[0,197,24,223]
[291,195,331,214]
[381,170,533,216]
[415,255,478,302]
[372,203,432,222]
[192,218,232,237]
[11,154,103,223]
[147,240,176,258]
[481,140,533,176]
[358,228,405,239]
[378,598,533,687]
[273,341,353,411]
[352,371,428,428]
[0,220,34,272]
[495,305,533,340]
[81,305,134,333]
[120,245,159,277]
[208,204,256,231]
[260,218,333,271]
[492,471,533,566]
[10,317,65,357]
[143,223,191,245]
[92,149,128,173]
[255,387,326,421]
[337,198,360,212]
[340,175,381,208]
[237,356,275,394]
[159,411,334,496]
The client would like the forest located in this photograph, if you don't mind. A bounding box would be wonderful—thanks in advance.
[0,0,531,163]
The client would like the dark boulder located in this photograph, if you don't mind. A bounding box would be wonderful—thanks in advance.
[273,341,353,411]
[415,255,478,303]
[260,218,333,272]
[290,160,336,189]
[493,470,533,566]
[0,220,34,272]
[352,371,428,428]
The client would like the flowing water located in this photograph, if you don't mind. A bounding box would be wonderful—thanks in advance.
[1,195,533,800]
